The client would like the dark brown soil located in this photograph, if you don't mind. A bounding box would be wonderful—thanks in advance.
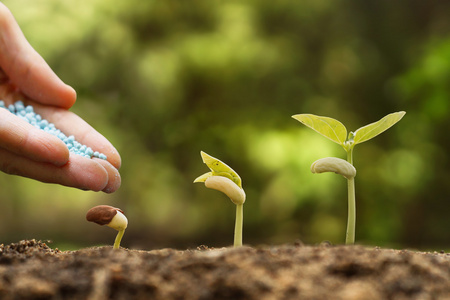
[0,240,449,300]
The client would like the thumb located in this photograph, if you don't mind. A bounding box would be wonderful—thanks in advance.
[0,3,76,109]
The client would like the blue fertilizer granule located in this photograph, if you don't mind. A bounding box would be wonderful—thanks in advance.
[0,100,107,160]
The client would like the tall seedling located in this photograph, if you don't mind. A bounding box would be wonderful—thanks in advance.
[292,112,405,244]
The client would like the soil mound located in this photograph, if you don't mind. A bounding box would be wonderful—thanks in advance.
[0,240,448,299]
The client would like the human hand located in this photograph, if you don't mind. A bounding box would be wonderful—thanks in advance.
[0,3,121,193]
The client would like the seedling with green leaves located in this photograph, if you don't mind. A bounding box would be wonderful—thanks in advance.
[194,151,246,247]
[292,111,405,244]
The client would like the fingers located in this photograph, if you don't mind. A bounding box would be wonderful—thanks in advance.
[0,67,8,84]
[0,81,22,103]
[0,107,69,166]
[0,4,121,193]
[0,3,76,109]
[94,158,122,193]
[0,148,121,193]
[31,102,122,170]
[0,97,122,193]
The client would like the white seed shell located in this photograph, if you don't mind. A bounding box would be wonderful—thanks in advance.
[311,157,356,179]
[107,210,128,231]
[205,176,246,205]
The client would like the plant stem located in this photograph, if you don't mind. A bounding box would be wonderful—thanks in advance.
[346,148,356,244]
[113,229,125,249]
[346,177,356,244]
[234,203,243,247]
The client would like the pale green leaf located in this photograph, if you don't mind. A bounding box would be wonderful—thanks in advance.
[199,151,242,188]
[353,111,406,145]
[292,114,347,146]
[193,172,212,183]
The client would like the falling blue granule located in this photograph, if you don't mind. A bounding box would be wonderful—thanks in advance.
[0,100,107,160]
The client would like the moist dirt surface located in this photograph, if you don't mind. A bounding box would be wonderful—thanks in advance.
[0,240,449,300]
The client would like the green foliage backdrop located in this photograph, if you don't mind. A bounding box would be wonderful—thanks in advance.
[1,0,449,250]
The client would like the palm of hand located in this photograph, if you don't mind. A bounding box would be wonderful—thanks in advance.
[0,61,121,193]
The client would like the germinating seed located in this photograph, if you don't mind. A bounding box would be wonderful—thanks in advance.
[0,100,107,160]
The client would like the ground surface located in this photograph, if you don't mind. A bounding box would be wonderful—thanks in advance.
[0,240,449,300]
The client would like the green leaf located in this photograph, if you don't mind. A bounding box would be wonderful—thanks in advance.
[353,111,406,145]
[292,114,347,146]
[199,151,242,188]
[193,172,212,183]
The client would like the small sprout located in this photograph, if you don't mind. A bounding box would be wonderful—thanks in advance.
[311,157,356,179]
[194,151,246,247]
[293,111,405,244]
[86,205,128,249]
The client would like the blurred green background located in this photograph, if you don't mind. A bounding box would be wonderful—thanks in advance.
[1,0,449,251]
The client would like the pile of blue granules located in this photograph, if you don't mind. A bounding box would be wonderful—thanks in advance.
[0,100,107,160]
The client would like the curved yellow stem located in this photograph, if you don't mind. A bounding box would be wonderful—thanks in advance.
[113,229,125,249]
